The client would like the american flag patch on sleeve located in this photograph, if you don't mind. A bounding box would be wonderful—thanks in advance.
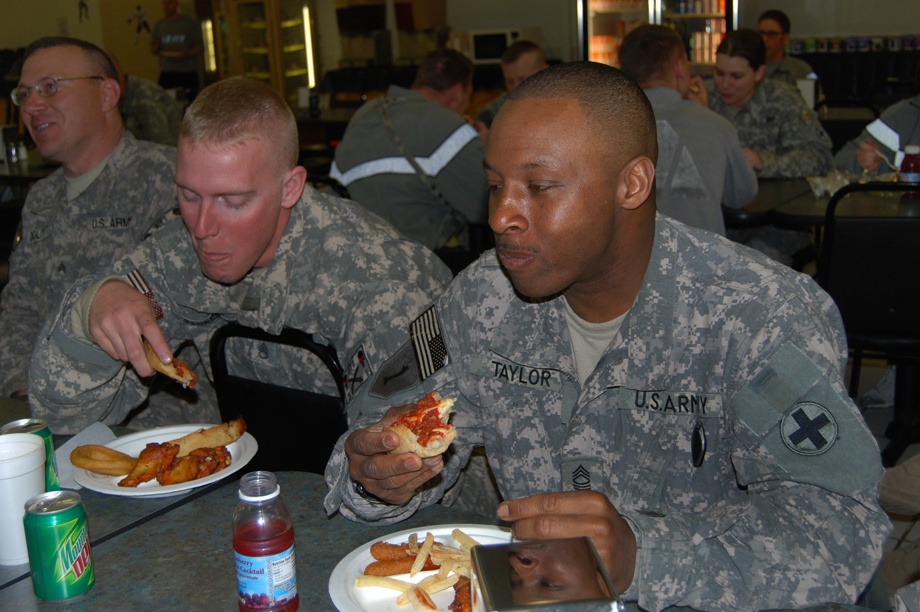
[125,269,164,320]
[410,306,448,380]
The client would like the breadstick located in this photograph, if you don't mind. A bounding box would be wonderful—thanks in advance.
[167,417,247,457]
[70,445,137,476]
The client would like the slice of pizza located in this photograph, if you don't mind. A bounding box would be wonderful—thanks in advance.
[386,392,456,458]
[143,339,197,388]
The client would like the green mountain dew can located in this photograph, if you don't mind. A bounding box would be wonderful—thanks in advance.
[1,418,60,491]
[24,491,95,601]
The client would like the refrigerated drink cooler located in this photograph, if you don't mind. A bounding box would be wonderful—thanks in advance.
[578,0,737,71]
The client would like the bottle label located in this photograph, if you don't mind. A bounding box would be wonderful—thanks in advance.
[900,172,920,183]
[235,544,297,609]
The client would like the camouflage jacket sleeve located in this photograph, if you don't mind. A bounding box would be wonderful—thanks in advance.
[28,272,153,433]
[0,186,55,396]
[122,77,182,146]
[624,309,888,609]
[322,343,477,525]
[721,123,759,209]
[754,81,833,178]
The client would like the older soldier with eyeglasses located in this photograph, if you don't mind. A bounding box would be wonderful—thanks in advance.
[0,37,191,428]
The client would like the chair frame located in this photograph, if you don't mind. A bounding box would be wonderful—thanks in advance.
[817,180,920,466]
[209,323,347,474]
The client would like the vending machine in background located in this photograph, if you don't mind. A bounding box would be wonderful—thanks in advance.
[579,0,737,72]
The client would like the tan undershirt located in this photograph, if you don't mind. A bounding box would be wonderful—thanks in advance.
[65,152,111,201]
[562,297,626,387]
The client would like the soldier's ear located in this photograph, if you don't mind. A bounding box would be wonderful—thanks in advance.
[100,78,121,113]
[281,166,307,210]
[618,155,655,211]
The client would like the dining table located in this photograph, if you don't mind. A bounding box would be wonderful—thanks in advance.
[0,443,498,610]
[772,182,920,229]
[721,178,814,229]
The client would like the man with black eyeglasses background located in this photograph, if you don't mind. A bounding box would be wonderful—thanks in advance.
[0,37,196,428]
[758,9,817,88]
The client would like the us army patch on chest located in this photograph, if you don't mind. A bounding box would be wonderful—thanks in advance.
[469,355,562,391]
[620,388,722,416]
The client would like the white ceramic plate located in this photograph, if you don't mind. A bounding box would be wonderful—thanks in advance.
[72,424,257,498]
[328,523,511,611]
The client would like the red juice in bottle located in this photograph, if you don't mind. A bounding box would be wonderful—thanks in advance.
[233,472,299,611]
[901,145,920,182]
[899,145,920,200]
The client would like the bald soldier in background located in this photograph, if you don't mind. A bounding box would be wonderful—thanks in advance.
[325,61,889,610]
[474,40,549,130]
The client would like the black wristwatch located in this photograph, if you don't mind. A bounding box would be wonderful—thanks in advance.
[351,479,389,506]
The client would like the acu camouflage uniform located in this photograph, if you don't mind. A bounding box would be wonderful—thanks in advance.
[765,55,816,88]
[28,186,452,434]
[325,216,889,611]
[0,132,176,398]
[120,74,184,146]
[707,78,833,178]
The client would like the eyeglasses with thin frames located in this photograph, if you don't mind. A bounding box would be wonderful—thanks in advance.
[10,76,104,106]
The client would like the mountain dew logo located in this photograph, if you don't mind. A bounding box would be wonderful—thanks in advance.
[54,520,93,584]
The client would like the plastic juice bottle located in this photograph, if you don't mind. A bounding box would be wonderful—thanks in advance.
[900,145,920,182]
[233,471,299,611]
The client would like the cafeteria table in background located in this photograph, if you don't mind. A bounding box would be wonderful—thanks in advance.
[773,182,920,229]
[0,469,496,609]
[722,178,813,229]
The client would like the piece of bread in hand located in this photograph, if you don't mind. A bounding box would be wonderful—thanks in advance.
[143,339,197,388]
[386,392,455,458]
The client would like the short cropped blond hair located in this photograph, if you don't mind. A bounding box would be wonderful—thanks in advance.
[180,76,299,168]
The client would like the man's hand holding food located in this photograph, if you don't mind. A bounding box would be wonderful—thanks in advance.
[346,403,447,506]
[86,279,195,387]
[346,394,636,595]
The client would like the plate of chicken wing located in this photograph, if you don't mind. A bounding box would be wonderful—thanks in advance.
[72,423,257,498]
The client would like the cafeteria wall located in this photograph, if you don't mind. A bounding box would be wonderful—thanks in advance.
[446,0,578,62]
[312,0,577,78]
[3,0,910,90]
[738,0,919,37]
[0,0,195,83]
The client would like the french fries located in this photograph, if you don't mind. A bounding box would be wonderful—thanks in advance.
[410,532,435,577]
[355,528,481,611]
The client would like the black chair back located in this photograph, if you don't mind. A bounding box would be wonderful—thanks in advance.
[817,180,920,466]
[818,181,920,338]
[209,323,347,474]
